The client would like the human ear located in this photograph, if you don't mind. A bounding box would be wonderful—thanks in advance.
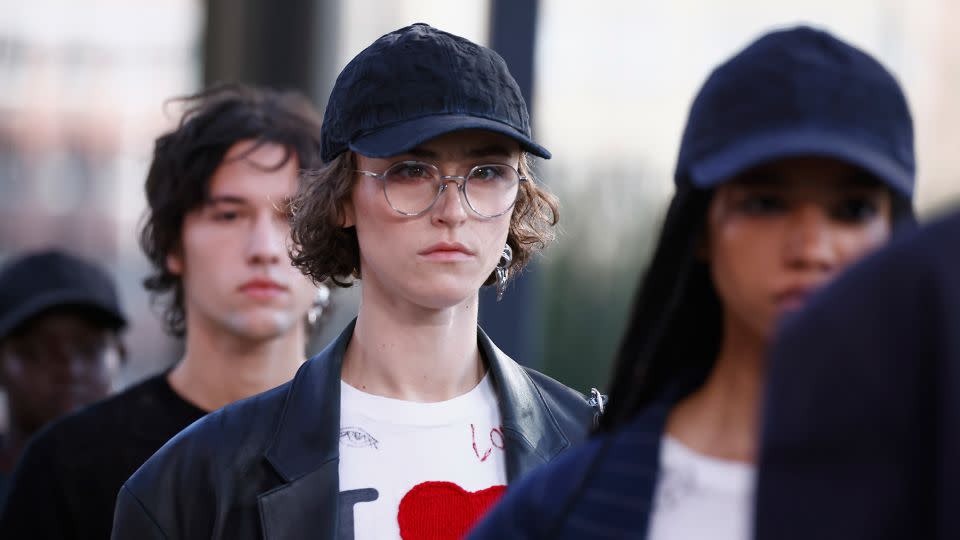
[165,250,184,275]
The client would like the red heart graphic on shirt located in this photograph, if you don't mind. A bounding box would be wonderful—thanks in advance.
[397,481,506,540]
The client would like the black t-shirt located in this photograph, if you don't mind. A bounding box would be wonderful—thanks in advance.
[0,438,8,512]
[0,373,206,539]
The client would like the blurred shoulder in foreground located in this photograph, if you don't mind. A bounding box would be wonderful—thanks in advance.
[757,208,960,540]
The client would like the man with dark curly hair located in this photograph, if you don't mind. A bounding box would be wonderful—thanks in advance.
[111,23,596,540]
[0,84,325,539]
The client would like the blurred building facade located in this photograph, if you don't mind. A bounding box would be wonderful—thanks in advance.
[0,0,202,420]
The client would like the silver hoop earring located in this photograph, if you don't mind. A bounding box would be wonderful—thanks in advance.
[495,244,513,301]
[307,283,331,326]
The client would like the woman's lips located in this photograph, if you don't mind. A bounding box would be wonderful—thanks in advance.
[419,242,475,262]
[773,286,818,312]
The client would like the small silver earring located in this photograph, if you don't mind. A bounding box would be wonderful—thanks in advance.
[495,244,512,301]
[307,283,331,326]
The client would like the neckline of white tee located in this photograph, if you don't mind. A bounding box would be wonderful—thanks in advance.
[660,434,757,494]
[340,371,496,427]
[660,434,755,492]
[648,435,756,540]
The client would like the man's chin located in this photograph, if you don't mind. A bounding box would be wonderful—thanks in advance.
[223,311,301,341]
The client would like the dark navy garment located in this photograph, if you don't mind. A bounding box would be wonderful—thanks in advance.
[0,461,8,511]
[756,209,960,540]
[467,399,674,540]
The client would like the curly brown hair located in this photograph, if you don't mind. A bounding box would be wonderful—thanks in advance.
[139,83,323,336]
[289,153,559,288]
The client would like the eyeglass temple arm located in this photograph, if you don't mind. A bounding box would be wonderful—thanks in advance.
[356,168,528,182]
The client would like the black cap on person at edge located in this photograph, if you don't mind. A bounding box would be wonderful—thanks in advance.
[0,250,126,340]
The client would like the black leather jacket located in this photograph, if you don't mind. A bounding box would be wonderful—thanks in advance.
[111,321,594,539]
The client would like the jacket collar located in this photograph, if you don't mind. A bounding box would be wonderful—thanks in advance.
[263,320,352,482]
[535,400,673,540]
[262,319,570,482]
[478,326,571,480]
[549,395,677,539]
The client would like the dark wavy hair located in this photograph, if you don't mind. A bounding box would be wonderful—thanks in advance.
[597,180,916,432]
[289,153,558,288]
[139,83,323,336]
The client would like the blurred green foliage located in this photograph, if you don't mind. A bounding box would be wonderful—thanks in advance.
[535,160,668,394]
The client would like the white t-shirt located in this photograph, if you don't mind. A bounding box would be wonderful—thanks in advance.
[647,435,756,540]
[337,373,506,540]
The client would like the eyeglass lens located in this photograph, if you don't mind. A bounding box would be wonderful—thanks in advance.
[382,162,521,217]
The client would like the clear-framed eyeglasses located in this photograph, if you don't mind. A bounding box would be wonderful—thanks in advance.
[355,161,526,218]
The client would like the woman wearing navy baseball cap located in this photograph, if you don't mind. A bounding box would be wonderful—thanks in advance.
[111,24,596,540]
[469,25,916,540]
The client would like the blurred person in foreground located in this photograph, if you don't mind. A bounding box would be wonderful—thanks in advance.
[0,83,326,539]
[469,25,916,540]
[111,23,596,540]
[755,207,960,540]
[0,250,126,507]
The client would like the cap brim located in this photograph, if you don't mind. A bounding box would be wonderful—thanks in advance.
[688,129,914,198]
[349,114,551,159]
[0,290,126,340]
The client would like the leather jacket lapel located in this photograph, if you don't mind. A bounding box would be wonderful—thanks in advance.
[263,322,353,479]
[258,461,339,540]
[257,322,355,539]
[479,327,571,481]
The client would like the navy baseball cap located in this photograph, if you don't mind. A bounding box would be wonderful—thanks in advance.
[0,250,126,340]
[320,23,550,163]
[675,26,915,199]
